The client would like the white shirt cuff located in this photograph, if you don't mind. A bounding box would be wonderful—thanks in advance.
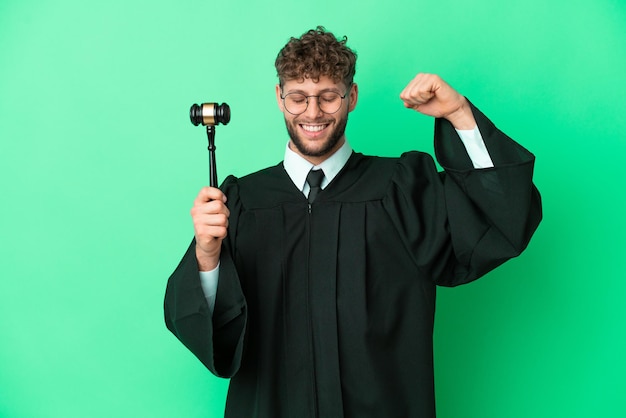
[455,126,494,169]
[199,263,220,314]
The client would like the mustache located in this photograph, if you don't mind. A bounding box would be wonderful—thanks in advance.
[296,121,333,126]
[293,117,334,124]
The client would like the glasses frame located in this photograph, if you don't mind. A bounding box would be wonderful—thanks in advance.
[280,84,352,115]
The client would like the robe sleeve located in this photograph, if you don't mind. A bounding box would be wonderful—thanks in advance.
[384,101,542,287]
[433,100,543,286]
[164,176,247,378]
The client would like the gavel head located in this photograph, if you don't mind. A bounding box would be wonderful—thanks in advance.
[189,102,231,126]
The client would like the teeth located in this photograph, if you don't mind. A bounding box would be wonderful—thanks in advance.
[301,124,326,132]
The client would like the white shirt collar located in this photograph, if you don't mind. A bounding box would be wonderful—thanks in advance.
[283,140,353,193]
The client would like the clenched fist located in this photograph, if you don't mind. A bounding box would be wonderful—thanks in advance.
[400,73,476,130]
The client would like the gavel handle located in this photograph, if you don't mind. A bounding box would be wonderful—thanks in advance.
[206,125,218,188]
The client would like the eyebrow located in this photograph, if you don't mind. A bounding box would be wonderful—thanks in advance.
[285,87,344,95]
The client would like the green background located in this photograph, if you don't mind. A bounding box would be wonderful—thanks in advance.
[1,0,625,417]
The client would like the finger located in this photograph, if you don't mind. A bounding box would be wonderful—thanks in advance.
[193,213,229,241]
[205,225,228,239]
[399,73,423,102]
[204,198,230,216]
[196,223,229,241]
[194,187,227,205]
[191,199,231,220]
[400,73,437,106]
[207,211,230,228]
[401,87,435,108]
[193,210,230,227]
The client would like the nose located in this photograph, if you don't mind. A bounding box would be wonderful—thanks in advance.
[303,96,324,118]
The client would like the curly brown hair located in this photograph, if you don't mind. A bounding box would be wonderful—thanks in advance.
[275,26,357,88]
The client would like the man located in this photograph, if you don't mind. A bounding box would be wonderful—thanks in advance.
[165,27,542,417]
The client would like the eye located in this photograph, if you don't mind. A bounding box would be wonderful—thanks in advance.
[320,93,339,103]
[287,94,306,104]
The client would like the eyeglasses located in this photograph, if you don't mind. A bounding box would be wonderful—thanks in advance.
[280,88,350,115]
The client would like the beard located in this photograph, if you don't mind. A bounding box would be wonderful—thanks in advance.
[284,111,349,158]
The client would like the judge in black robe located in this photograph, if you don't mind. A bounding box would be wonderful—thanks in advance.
[164,94,542,417]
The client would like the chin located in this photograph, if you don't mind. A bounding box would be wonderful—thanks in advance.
[293,136,341,158]
[286,121,346,159]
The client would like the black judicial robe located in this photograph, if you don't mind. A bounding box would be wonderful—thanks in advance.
[164,103,542,418]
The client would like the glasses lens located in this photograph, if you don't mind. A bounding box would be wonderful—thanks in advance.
[284,93,307,114]
[319,92,342,114]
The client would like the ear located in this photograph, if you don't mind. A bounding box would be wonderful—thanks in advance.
[347,83,358,112]
[275,84,285,112]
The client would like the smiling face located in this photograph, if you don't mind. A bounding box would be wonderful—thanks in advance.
[276,76,358,165]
